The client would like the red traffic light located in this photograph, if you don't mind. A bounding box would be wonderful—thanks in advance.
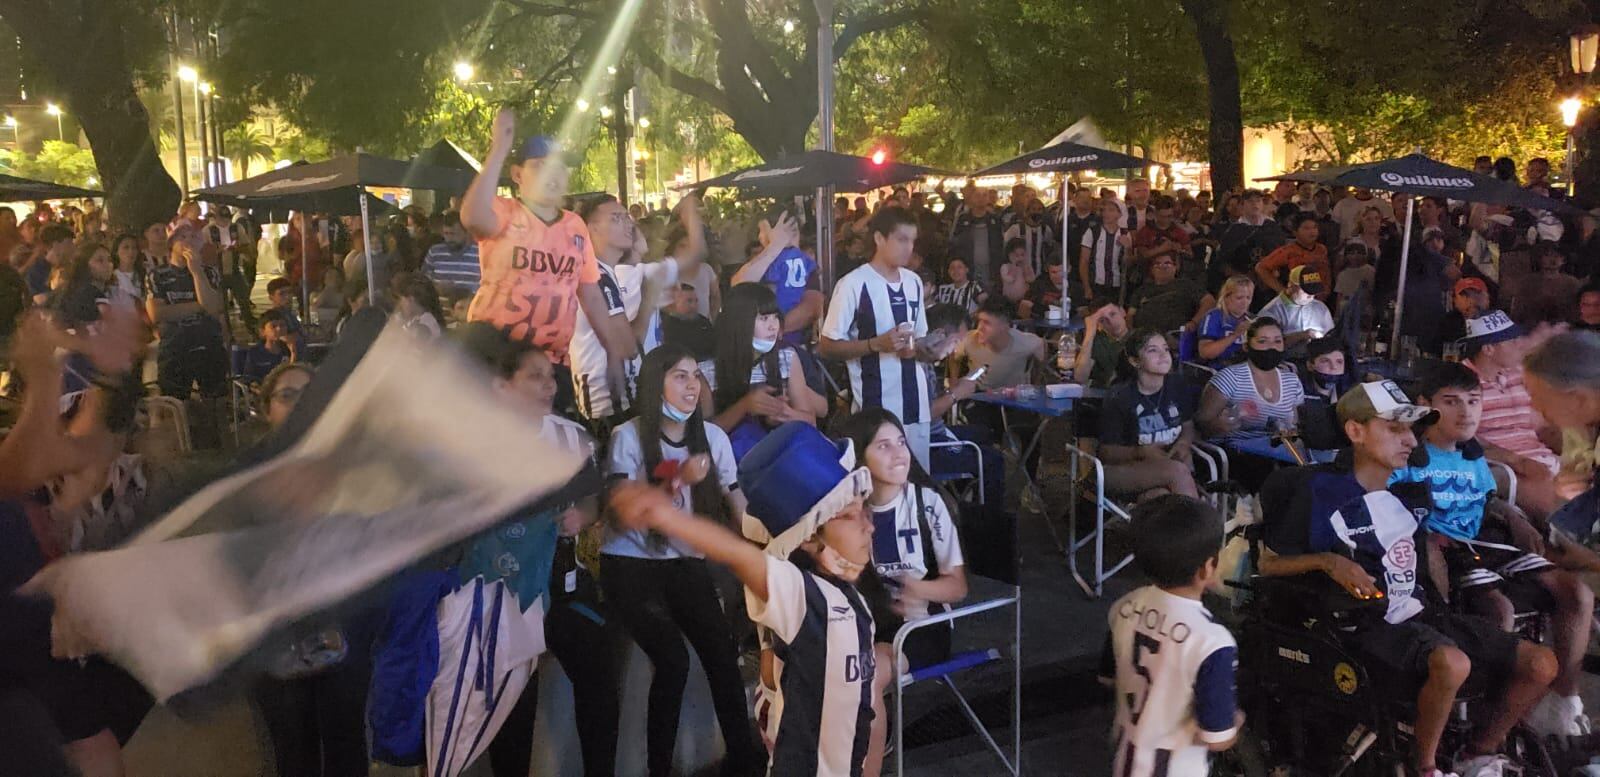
[871,148,887,165]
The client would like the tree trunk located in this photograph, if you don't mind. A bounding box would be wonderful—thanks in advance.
[1181,0,1244,191]
[1,0,181,231]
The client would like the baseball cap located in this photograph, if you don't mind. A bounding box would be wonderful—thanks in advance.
[1336,380,1439,425]
[1462,309,1523,347]
[1453,277,1488,296]
[1289,264,1325,296]
[510,135,562,164]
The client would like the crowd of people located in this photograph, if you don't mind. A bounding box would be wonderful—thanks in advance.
[6,99,1600,777]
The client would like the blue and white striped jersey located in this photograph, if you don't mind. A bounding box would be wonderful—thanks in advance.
[821,263,931,425]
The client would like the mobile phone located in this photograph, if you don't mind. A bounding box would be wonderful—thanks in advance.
[963,365,988,383]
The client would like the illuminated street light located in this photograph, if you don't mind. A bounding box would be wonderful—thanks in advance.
[45,103,64,141]
[637,117,650,128]
[576,98,591,112]
[177,64,198,83]
[599,105,614,118]
[199,82,213,95]
[606,66,617,76]
[1563,97,1583,127]
[783,19,795,34]
[453,61,474,82]
[3,115,15,128]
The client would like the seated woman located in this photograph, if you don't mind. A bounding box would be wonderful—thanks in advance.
[844,408,968,777]
[712,283,828,457]
[1195,317,1307,489]
[1095,328,1199,499]
[393,275,444,340]
[1195,274,1254,367]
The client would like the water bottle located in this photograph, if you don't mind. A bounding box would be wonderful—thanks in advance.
[1056,332,1078,381]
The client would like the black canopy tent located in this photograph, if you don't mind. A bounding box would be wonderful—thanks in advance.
[0,172,103,201]
[972,140,1165,314]
[1256,152,1568,353]
[195,153,476,308]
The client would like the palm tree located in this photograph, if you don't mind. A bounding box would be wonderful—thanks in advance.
[224,124,273,178]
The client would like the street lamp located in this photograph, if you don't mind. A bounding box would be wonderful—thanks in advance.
[45,103,63,141]
[177,64,198,83]
[637,116,650,128]
[576,98,590,112]
[453,61,474,83]
[1563,97,1582,127]
[1573,26,1600,76]
[599,105,613,118]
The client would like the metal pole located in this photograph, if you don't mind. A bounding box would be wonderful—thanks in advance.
[359,187,376,306]
[814,0,836,316]
[168,13,189,198]
[1389,196,1416,357]
[1568,132,1578,196]
[614,89,630,207]
[193,83,210,188]
[299,214,310,316]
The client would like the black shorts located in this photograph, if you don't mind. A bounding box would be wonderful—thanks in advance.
[1446,524,1555,591]
[1348,610,1520,694]
[157,318,227,399]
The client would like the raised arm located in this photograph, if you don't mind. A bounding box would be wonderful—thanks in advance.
[463,108,515,240]
[731,212,797,286]
[610,481,771,599]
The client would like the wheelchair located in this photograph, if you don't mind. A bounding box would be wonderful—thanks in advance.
[1219,527,1559,777]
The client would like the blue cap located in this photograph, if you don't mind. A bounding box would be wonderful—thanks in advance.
[737,422,872,557]
[512,135,561,163]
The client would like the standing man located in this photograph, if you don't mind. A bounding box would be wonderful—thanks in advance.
[949,189,1005,287]
[462,108,633,399]
[1331,187,1393,242]
[820,208,940,470]
[1134,195,1194,278]
[1120,178,1155,234]
[1255,213,1332,301]
[423,211,482,299]
[148,225,228,446]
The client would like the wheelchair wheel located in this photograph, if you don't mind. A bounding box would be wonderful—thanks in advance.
[1210,727,1271,777]
[1502,724,1560,777]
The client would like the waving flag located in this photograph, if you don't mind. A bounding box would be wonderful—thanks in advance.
[24,324,587,702]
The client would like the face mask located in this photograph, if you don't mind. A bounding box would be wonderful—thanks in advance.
[1311,371,1342,389]
[661,401,693,424]
[752,337,777,354]
[1246,348,1284,371]
[817,543,865,582]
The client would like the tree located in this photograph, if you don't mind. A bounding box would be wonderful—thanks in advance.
[5,141,102,187]
[0,1,178,230]
[222,124,272,178]
[1181,0,1243,190]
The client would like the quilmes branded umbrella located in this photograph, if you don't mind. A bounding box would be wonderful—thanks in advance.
[0,172,103,201]
[974,141,1163,313]
[197,153,476,306]
[1259,153,1567,353]
[678,149,951,195]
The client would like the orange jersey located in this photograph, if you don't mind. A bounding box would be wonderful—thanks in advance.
[467,197,600,363]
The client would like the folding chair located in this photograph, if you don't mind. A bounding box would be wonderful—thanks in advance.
[139,396,191,453]
[1062,441,1136,598]
[928,438,986,505]
[228,346,260,444]
[889,581,1020,777]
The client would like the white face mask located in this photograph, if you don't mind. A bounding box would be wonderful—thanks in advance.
[817,543,865,582]
[752,337,777,354]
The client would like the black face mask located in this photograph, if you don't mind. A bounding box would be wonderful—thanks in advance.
[1310,371,1342,389]
[1246,348,1284,371]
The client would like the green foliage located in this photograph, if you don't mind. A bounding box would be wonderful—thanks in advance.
[222,124,273,178]
[0,141,101,186]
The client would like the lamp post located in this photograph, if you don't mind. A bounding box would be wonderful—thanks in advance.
[44,103,63,141]
[3,115,17,147]
[1569,26,1599,199]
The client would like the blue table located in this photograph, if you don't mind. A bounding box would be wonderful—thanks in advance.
[1357,358,1399,381]
[1227,434,1338,465]
[968,388,1105,558]
[1017,318,1084,334]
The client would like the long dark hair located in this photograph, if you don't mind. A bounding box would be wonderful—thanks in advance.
[58,241,108,292]
[400,275,445,326]
[1118,327,1168,384]
[714,283,783,411]
[841,407,938,493]
[636,343,727,528]
[111,232,146,291]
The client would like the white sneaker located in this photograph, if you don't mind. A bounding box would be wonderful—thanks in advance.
[1452,752,1511,777]
[1525,692,1588,738]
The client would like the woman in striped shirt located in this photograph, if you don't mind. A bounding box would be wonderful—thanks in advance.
[1196,317,1307,488]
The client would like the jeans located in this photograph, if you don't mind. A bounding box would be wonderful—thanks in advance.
[600,555,759,777]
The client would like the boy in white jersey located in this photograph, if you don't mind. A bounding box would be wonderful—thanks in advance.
[1260,382,1556,777]
[1100,495,1240,777]
[821,207,945,471]
[611,421,883,777]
